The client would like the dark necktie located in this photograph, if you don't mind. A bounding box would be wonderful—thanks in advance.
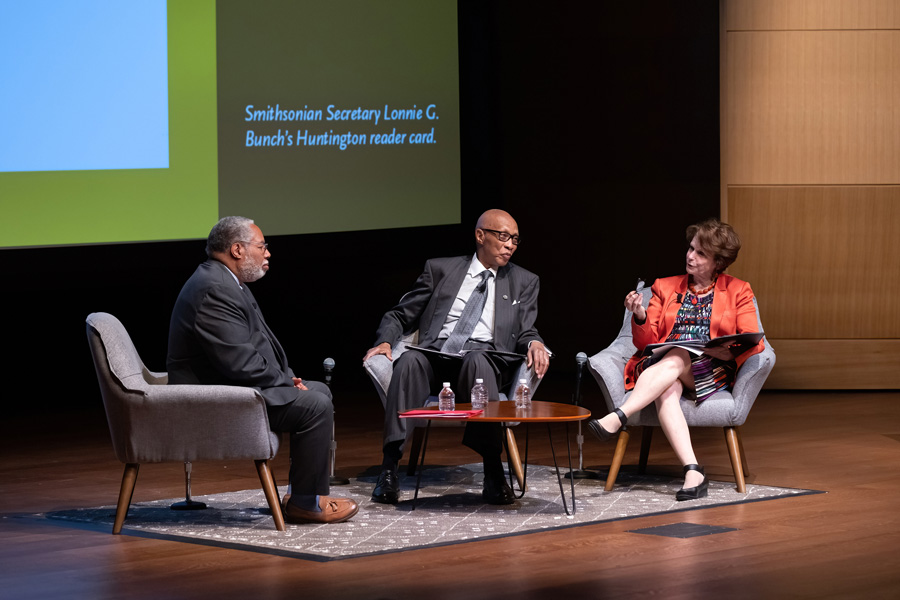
[441,270,493,355]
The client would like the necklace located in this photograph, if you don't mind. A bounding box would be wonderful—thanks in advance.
[688,277,716,296]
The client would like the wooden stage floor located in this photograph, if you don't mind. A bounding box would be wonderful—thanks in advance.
[2,383,899,599]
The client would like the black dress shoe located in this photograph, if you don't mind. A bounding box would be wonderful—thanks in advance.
[372,469,400,504]
[482,473,516,505]
[675,464,709,501]
[586,408,628,442]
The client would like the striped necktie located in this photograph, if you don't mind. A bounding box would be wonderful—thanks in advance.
[440,269,493,355]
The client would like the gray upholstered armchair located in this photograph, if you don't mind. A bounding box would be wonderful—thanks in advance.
[586,289,776,493]
[363,331,545,486]
[85,312,285,533]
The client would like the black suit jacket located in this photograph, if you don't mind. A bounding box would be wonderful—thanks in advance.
[374,256,543,353]
[167,260,298,406]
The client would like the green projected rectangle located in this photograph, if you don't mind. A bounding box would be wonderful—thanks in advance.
[0,0,460,249]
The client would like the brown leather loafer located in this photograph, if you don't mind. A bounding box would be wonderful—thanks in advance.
[283,496,359,524]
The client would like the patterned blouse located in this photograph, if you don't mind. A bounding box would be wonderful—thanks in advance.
[634,290,736,403]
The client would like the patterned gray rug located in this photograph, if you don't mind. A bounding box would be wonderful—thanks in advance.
[35,464,821,561]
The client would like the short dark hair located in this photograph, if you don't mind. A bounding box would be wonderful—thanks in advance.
[686,218,742,273]
[206,216,254,257]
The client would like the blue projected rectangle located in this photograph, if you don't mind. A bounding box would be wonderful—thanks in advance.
[0,1,169,173]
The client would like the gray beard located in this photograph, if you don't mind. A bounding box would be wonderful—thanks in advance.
[238,262,266,283]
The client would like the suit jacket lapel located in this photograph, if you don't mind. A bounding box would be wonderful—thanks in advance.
[493,266,513,351]
[243,285,289,371]
[428,258,469,333]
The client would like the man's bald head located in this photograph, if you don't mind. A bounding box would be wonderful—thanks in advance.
[476,209,516,232]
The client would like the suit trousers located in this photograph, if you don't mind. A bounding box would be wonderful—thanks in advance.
[265,380,333,496]
[383,346,522,458]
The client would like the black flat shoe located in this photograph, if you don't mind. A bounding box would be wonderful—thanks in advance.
[372,469,400,504]
[675,464,709,501]
[586,408,628,442]
[482,473,516,505]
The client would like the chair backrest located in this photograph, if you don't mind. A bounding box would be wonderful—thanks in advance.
[86,312,156,462]
[86,312,165,392]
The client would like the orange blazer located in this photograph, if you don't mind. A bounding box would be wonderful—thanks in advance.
[624,273,765,390]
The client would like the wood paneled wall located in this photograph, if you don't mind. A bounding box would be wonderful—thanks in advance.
[721,0,900,389]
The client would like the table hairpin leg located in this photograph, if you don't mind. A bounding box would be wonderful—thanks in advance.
[546,422,577,515]
[411,421,432,510]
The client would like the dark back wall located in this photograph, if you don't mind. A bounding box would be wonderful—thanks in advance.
[5,3,719,417]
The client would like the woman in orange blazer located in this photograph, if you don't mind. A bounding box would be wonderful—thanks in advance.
[588,218,764,500]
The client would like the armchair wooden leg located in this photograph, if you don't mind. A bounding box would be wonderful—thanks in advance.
[406,427,426,476]
[604,429,630,492]
[724,427,747,493]
[505,428,526,491]
[638,426,654,474]
[255,459,285,531]
[737,426,750,476]
[113,463,139,535]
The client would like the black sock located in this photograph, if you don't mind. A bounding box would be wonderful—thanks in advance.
[482,454,505,479]
[381,440,402,472]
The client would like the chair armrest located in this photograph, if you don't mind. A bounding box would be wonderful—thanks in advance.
[143,367,168,385]
[112,384,278,463]
[507,346,551,400]
[729,342,776,424]
[587,347,628,412]
[363,354,393,407]
[361,332,416,408]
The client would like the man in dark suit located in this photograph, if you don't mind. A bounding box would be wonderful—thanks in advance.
[167,216,358,524]
[363,209,550,505]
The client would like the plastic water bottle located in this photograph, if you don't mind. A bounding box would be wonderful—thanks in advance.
[514,378,531,409]
[438,382,455,411]
[470,378,488,410]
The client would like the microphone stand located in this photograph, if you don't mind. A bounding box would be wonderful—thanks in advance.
[565,352,601,480]
[324,358,349,486]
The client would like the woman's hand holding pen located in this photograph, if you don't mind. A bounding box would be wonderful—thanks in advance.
[625,278,647,322]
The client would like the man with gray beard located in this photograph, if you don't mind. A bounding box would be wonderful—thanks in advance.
[167,216,358,524]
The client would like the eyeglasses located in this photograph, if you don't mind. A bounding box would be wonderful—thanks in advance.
[240,241,269,251]
[481,228,520,246]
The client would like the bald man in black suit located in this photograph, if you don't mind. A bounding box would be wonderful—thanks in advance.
[363,209,550,506]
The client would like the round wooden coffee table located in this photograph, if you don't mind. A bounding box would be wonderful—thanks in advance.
[404,400,591,514]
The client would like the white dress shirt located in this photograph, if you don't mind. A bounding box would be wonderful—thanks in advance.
[438,254,497,343]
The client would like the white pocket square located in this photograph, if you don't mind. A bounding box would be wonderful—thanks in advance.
[512,299,520,305]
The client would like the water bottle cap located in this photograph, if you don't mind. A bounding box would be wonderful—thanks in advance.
[475,378,484,383]
[442,382,451,387]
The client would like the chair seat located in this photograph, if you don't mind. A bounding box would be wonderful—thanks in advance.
[620,389,741,427]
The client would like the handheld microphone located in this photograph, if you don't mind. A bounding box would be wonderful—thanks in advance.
[323,357,335,387]
[574,352,587,406]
